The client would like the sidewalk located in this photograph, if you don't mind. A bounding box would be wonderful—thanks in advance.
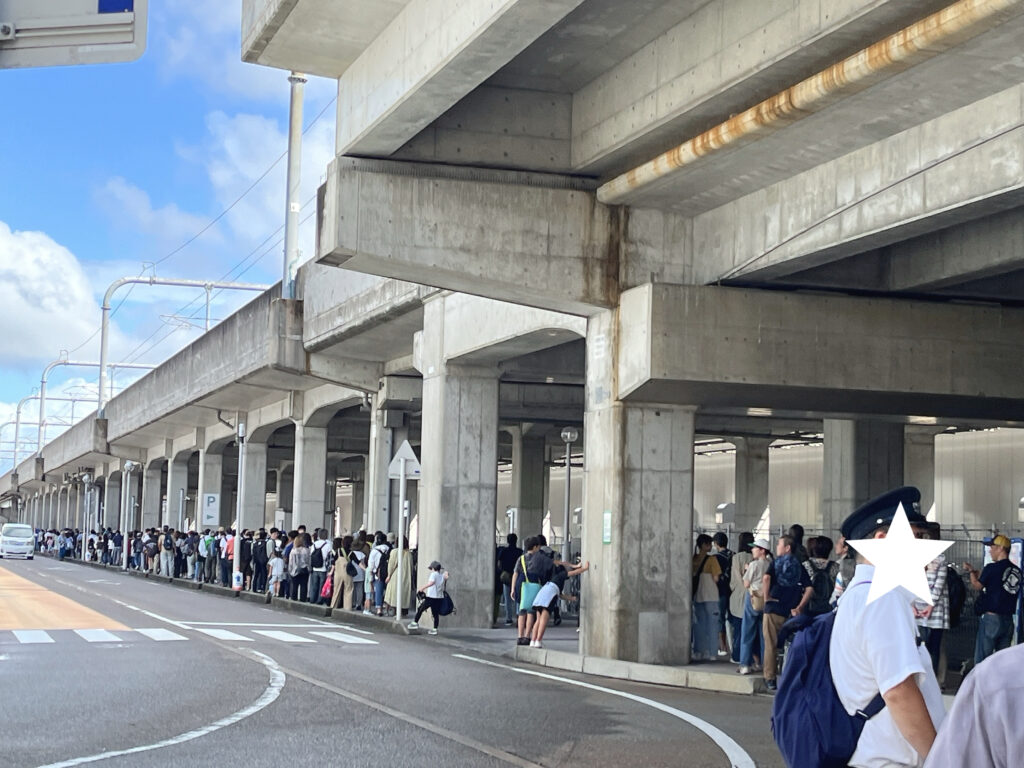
[52,555,764,695]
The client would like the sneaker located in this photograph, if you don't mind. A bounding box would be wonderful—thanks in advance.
[750,662,763,673]
[717,649,729,657]
[516,637,530,646]
[529,640,538,648]
[504,619,513,626]
[407,621,419,630]
[533,640,542,649]
[428,629,438,635]
[737,666,752,675]
[765,679,777,692]
[363,610,373,615]
[690,652,706,663]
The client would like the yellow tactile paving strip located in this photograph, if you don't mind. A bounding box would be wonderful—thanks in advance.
[0,564,129,630]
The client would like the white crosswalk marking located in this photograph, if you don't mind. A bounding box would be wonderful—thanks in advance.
[13,630,54,644]
[309,630,378,646]
[134,628,188,642]
[252,630,315,643]
[194,628,253,642]
[74,629,122,643]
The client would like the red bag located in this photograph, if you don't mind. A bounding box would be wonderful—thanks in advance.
[321,572,333,600]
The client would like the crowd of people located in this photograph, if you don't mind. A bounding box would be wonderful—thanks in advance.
[496,532,589,649]
[30,524,427,619]
[695,516,1020,696]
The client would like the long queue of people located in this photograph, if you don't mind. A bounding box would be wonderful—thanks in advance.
[32,524,427,618]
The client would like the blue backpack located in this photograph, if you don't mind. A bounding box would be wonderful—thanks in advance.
[771,610,884,767]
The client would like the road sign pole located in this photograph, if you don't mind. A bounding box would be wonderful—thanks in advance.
[396,456,406,623]
[233,423,246,591]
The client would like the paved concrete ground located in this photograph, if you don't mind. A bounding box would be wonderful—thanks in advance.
[0,558,784,767]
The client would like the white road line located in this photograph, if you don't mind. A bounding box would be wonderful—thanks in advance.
[325,622,375,635]
[309,630,378,646]
[453,654,757,768]
[134,628,188,642]
[186,622,324,628]
[73,629,122,643]
[194,628,253,642]
[13,630,54,644]
[36,650,285,768]
[252,630,315,643]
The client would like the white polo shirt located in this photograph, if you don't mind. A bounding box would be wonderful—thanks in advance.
[831,564,945,767]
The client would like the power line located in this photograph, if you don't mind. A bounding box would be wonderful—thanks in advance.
[62,95,336,357]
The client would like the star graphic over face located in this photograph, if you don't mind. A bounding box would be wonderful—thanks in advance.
[848,504,953,605]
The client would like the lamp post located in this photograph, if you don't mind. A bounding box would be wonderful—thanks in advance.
[560,427,578,558]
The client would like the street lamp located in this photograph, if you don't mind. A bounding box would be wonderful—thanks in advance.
[560,427,579,558]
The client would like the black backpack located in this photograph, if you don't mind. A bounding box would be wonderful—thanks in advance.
[254,540,268,565]
[310,542,324,569]
[807,562,835,616]
[376,545,391,580]
[162,535,174,551]
[714,550,733,597]
[184,538,195,557]
[947,565,966,628]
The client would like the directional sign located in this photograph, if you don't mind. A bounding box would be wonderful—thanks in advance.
[388,440,421,480]
[0,0,148,69]
[201,493,220,526]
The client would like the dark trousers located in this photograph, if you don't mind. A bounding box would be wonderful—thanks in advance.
[252,562,268,593]
[415,596,443,628]
[919,627,944,673]
[290,573,308,601]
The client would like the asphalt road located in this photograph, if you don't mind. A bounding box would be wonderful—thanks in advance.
[0,558,784,768]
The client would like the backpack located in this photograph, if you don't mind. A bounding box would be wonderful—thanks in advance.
[807,562,835,616]
[310,542,325,569]
[162,535,174,551]
[376,545,391,580]
[254,540,268,565]
[947,565,966,629]
[774,555,802,588]
[714,550,733,597]
[771,610,885,768]
[184,538,195,557]
[145,540,158,557]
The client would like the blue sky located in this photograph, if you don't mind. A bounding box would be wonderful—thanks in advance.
[0,1,336,470]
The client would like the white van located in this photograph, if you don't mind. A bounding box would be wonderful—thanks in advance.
[0,523,35,560]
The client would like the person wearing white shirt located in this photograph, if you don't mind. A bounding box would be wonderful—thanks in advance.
[408,561,448,635]
[831,487,945,767]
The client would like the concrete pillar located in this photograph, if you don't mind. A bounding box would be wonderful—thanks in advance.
[239,441,268,532]
[74,484,82,530]
[822,419,905,535]
[167,456,189,529]
[351,471,366,531]
[291,424,327,531]
[734,437,771,532]
[365,402,395,533]
[581,309,696,665]
[141,464,163,530]
[123,470,142,532]
[197,450,224,529]
[512,430,548,539]
[104,474,122,530]
[418,297,500,628]
[904,426,940,518]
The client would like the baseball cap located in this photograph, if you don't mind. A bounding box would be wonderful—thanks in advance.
[983,534,1012,549]
[753,538,771,551]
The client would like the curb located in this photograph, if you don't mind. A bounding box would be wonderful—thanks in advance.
[513,646,766,695]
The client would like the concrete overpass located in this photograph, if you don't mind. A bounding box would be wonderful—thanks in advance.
[5,0,1024,669]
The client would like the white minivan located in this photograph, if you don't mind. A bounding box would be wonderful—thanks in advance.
[0,523,35,559]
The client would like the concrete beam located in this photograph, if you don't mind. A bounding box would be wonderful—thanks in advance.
[336,0,584,156]
[702,82,1024,283]
[619,283,1024,421]
[571,0,962,175]
[887,207,1024,291]
[318,158,616,314]
[392,86,573,173]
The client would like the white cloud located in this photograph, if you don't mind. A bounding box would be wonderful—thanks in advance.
[0,222,103,365]
[95,177,219,247]
[198,110,335,273]
[155,0,336,106]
